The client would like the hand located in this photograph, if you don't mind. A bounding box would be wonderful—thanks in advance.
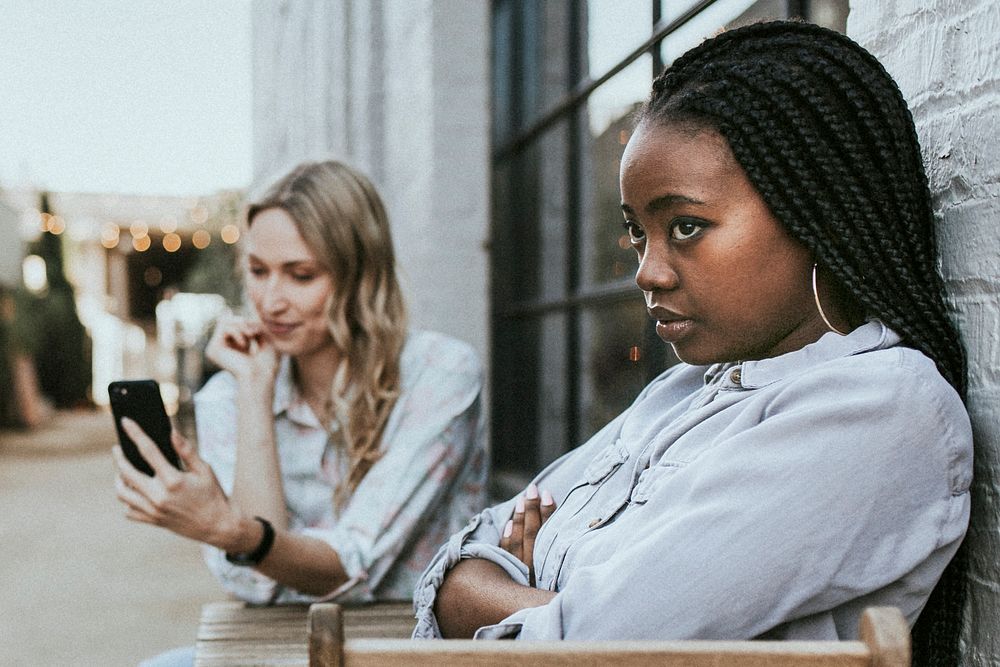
[499,483,556,586]
[204,316,279,384]
[112,417,238,549]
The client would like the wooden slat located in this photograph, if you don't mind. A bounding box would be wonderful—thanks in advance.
[859,607,910,667]
[194,601,414,667]
[338,639,871,667]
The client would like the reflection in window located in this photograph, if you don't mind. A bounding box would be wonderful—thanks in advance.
[579,301,675,442]
[585,0,652,81]
[578,59,651,288]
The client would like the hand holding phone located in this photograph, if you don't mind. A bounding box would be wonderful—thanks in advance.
[109,379,182,476]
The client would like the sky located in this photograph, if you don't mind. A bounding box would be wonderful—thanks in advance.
[0,0,253,197]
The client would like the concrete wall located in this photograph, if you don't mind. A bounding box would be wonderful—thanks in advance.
[849,3,1000,664]
[250,0,491,369]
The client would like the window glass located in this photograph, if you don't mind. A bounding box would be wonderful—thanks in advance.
[578,299,673,442]
[491,314,568,473]
[522,1,574,132]
[583,0,653,81]
[491,123,569,306]
[577,58,650,288]
[492,0,517,144]
[658,0,760,65]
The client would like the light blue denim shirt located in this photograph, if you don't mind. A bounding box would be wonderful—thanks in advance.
[412,321,972,641]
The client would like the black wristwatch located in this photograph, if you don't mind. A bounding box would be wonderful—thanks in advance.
[225,516,276,566]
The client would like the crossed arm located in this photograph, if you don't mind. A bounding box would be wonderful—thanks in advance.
[434,484,559,638]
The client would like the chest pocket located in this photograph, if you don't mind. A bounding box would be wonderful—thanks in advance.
[630,462,683,504]
[583,439,630,485]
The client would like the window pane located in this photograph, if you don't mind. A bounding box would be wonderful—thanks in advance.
[578,299,674,442]
[577,58,651,288]
[524,1,574,134]
[658,0,761,65]
[582,0,653,82]
[491,313,569,474]
[492,0,517,143]
[493,123,570,306]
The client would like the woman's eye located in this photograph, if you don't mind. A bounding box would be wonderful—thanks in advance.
[670,219,705,241]
[248,266,267,277]
[622,220,645,243]
[292,273,315,282]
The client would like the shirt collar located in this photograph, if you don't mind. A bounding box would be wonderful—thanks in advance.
[734,320,897,389]
[271,355,324,429]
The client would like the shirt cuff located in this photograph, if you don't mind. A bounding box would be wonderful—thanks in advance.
[412,514,530,639]
[473,621,524,640]
[202,544,281,605]
[301,526,374,603]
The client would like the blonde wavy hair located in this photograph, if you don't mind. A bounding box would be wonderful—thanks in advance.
[247,160,407,509]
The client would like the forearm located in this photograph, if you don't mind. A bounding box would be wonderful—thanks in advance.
[231,387,287,529]
[213,514,351,597]
[435,558,556,638]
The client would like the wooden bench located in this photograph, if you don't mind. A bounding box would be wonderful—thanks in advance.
[194,600,414,666]
[308,605,910,667]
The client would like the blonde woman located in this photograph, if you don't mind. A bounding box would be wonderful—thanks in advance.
[114,160,486,664]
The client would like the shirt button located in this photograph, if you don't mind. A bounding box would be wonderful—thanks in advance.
[588,518,601,528]
[730,368,742,384]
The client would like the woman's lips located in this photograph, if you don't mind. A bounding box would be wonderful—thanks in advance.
[655,318,694,342]
[264,321,299,336]
[647,307,694,343]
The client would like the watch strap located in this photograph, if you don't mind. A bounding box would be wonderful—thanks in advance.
[225,516,275,566]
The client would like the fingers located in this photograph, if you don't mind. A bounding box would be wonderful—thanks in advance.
[112,444,156,497]
[540,488,556,524]
[172,431,197,471]
[499,518,513,552]
[506,495,526,560]
[211,317,260,351]
[521,483,541,554]
[121,417,179,482]
[114,474,158,518]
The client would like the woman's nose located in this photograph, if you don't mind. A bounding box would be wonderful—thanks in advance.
[635,245,679,293]
[260,279,289,313]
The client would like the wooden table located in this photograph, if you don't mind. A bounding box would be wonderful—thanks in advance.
[194,600,415,666]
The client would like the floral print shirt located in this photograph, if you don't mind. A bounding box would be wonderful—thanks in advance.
[195,329,487,604]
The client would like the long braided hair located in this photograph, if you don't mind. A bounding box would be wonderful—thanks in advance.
[638,20,966,666]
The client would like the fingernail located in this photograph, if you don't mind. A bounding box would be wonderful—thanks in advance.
[526,483,539,500]
[515,496,525,513]
[541,489,554,506]
[503,520,513,537]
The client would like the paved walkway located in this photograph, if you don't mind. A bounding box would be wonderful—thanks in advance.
[1,410,220,666]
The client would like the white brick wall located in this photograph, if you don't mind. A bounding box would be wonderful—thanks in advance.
[850,3,1000,664]
[250,0,491,372]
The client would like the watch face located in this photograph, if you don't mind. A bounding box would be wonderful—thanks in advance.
[224,551,256,565]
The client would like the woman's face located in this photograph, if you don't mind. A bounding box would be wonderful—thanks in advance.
[245,208,335,357]
[619,121,827,365]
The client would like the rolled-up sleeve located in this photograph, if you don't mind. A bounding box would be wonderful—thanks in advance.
[291,337,488,603]
[411,406,636,637]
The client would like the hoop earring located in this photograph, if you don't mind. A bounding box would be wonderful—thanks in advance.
[812,263,848,336]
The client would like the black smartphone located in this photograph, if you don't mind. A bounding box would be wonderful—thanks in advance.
[108,379,182,476]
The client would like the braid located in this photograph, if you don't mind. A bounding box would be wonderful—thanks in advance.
[640,20,966,665]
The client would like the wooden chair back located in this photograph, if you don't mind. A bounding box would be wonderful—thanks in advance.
[308,605,910,667]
